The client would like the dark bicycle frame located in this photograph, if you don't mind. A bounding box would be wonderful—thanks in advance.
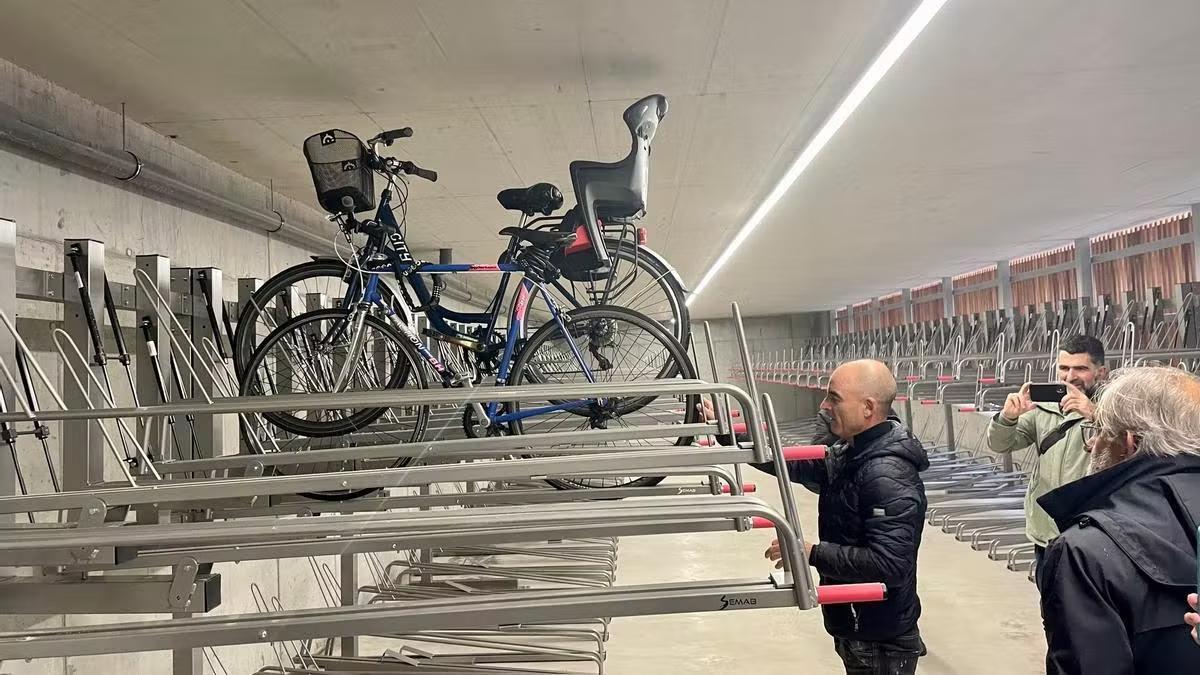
[329,187,604,427]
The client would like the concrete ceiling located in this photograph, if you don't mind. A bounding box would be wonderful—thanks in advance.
[1,1,1197,319]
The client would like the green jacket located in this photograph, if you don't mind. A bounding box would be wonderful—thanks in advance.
[985,404,1091,547]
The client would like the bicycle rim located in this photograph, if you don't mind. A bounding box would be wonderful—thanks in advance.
[506,304,699,490]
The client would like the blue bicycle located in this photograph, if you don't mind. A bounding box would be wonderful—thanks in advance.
[238,95,699,498]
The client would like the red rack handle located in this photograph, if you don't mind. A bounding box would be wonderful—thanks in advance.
[894,395,909,402]
[782,445,827,461]
[936,375,954,382]
[816,583,887,605]
[978,377,997,384]
[919,399,938,406]
[904,375,921,382]
[697,438,714,447]
[731,410,742,418]
[750,516,775,529]
[721,483,758,494]
[958,405,977,413]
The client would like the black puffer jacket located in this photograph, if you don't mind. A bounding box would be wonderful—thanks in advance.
[750,415,930,641]
[1038,453,1200,674]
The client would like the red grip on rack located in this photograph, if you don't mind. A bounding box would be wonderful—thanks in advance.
[816,583,887,605]
[919,399,938,406]
[978,377,997,384]
[731,410,742,418]
[905,375,921,382]
[895,395,909,402]
[750,516,775,529]
[958,405,977,412]
[721,483,757,494]
[936,375,954,382]
[697,438,714,447]
[783,445,827,461]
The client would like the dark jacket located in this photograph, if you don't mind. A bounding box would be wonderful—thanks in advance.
[750,414,929,641]
[1037,453,1200,675]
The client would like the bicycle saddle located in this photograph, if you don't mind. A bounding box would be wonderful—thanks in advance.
[496,182,564,216]
[499,226,576,249]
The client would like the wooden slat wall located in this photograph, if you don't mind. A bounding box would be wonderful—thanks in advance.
[835,307,850,335]
[1093,214,1193,302]
[1011,244,1077,307]
[953,267,998,316]
[912,282,944,322]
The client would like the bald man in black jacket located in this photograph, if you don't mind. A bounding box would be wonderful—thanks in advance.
[745,360,929,674]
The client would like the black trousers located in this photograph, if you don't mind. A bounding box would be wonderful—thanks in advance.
[833,628,924,675]
[1034,544,1047,591]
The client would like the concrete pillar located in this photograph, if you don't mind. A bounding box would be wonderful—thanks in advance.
[996,260,1012,311]
[1190,204,1200,281]
[1074,237,1094,301]
[941,277,954,318]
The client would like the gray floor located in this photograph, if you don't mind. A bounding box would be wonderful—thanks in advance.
[605,471,1046,674]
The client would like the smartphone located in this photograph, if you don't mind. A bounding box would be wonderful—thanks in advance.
[1028,382,1068,404]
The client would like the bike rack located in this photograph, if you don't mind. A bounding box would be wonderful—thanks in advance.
[0,226,885,675]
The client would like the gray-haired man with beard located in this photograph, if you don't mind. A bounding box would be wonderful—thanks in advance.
[1037,366,1200,674]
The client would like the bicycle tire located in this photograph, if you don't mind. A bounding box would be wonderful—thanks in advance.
[525,238,689,350]
[505,304,699,490]
[607,238,690,351]
[239,307,428,439]
[233,259,405,376]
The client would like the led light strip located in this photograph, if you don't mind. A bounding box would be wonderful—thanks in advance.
[687,0,950,307]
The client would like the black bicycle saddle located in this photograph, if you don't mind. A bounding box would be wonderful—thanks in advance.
[496,182,564,216]
[498,226,576,249]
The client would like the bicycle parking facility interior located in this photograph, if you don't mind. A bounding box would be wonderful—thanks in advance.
[1,2,1200,673]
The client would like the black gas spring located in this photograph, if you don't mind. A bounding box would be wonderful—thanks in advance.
[0,384,36,523]
[14,349,61,494]
[195,270,229,360]
[138,317,185,462]
[65,245,136,467]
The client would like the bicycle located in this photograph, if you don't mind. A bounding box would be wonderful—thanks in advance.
[231,95,689,378]
[238,94,700,500]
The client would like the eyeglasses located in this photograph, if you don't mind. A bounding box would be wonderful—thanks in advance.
[1080,422,1101,445]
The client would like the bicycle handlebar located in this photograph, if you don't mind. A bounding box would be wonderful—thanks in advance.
[379,127,413,144]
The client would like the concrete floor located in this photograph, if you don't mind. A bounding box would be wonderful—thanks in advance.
[605,471,1046,674]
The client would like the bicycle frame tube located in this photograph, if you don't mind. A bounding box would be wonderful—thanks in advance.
[487,280,598,425]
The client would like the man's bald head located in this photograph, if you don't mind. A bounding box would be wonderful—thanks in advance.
[822,360,898,440]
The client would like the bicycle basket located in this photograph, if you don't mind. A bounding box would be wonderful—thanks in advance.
[303,129,375,214]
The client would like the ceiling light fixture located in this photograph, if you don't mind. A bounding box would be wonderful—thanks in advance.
[686,0,950,308]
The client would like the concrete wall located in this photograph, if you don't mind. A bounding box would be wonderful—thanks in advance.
[0,77,477,672]
[691,312,829,422]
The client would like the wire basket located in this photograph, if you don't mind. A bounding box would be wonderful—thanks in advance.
[303,129,375,215]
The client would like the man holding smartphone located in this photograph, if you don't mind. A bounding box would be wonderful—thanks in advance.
[986,335,1108,588]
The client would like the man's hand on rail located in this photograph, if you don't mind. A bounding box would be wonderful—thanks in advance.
[765,537,815,569]
[1001,383,1036,422]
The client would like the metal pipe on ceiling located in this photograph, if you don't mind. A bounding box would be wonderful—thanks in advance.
[0,100,333,252]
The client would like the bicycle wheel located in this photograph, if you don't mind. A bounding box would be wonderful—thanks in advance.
[233,259,409,376]
[527,239,690,349]
[239,308,428,439]
[505,304,699,490]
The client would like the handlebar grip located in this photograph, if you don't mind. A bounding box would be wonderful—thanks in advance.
[411,165,437,182]
[381,127,413,143]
